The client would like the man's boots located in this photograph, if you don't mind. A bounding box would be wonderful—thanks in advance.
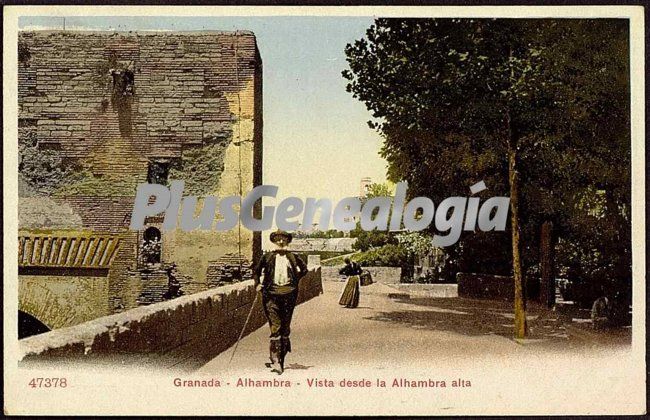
[281,336,291,354]
[279,336,291,371]
[268,338,282,373]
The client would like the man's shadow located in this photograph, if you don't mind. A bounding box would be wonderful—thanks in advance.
[340,306,373,309]
[285,363,313,370]
[264,362,313,371]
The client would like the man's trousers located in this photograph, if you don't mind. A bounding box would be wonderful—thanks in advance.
[261,290,298,338]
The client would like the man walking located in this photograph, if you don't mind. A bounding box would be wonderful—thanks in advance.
[253,230,308,374]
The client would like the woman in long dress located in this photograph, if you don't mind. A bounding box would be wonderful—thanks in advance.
[338,258,362,308]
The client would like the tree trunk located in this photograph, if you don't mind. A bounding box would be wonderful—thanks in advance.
[540,220,555,308]
[507,113,528,339]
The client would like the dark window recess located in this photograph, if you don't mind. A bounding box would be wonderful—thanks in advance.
[110,67,135,96]
[144,226,161,242]
[147,160,170,184]
[141,226,162,265]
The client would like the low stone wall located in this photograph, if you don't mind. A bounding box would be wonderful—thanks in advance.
[321,266,401,284]
[19,268,322,371]
[388,283,458,298]
[457,272,539,301]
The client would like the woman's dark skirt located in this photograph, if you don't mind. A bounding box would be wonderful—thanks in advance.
[339,275,360,308]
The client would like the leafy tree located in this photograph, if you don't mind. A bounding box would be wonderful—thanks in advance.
[365,182,392,199]
[352,182,400,251]
[351,227,397,251]
[396,231,433,257]
[353,244,408,267]
[344,19,630,337]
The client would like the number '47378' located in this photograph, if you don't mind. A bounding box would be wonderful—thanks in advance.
[28,378,67,388]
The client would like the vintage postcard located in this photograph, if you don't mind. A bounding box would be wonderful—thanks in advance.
[3,5,646,416]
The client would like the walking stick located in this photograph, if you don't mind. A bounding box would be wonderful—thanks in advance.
[229,290,260,365]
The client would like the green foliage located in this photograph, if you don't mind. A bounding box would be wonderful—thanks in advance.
[19,126,140,197]
[53,168,139,197]
[19,130,72,195]
[365,182,392,198]
[350,225,397,251]
[455,231,512,276]
[352,181,400,251]
[353,244,408,267]
[169,138,230,195]
[396,231,433,256]
[343,19,631,286]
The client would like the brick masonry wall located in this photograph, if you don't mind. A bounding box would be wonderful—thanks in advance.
[19,31,257,171]
[18,31,263,323]
[18,268,322,371]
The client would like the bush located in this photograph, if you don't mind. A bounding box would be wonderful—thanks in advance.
[354,244,408,267]
[351,227,397,252]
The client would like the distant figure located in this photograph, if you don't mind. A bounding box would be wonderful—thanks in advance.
[338,258,362,308]
[162,263,183,300]
[591,296,610,330]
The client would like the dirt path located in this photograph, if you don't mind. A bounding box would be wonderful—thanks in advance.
[183,280,641,415]
[197,280,630,376]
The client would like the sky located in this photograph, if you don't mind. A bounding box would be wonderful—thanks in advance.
[19,16,389,204]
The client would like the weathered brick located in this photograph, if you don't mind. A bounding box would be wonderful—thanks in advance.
[18,31,264,335]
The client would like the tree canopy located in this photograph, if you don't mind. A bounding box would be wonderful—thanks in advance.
[343,18,631,305]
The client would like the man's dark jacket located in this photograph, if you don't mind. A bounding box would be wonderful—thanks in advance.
[254,250,308,291]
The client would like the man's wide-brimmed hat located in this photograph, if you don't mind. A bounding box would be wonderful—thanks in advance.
[270,229,292,244]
